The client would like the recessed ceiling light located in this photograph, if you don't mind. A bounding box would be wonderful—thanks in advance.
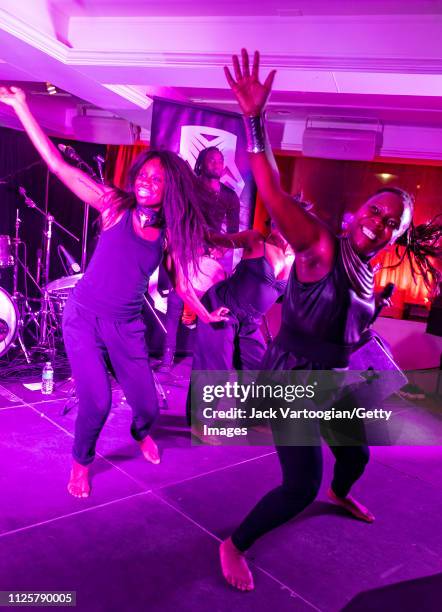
[376,173,397,182]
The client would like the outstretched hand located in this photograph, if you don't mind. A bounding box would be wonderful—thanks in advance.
[224,49,276,117]
[0,86,26,109]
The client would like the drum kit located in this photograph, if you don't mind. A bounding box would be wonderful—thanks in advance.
[0,144,107,366]
[0,193,82,362]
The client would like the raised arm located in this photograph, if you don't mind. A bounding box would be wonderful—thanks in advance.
[0,86,112,210]
[224,50,334,260]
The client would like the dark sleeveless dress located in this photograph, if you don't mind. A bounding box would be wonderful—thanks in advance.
[213,254,287,324]
[193,253,287,372]
[230,238,376,553]
[188,251,287,425]
[263,238,375,370]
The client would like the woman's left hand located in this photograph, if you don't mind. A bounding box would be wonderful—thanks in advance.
[224,49,276,117]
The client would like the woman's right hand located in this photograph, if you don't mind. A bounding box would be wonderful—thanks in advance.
[205,306,230,323]
[0,86,26,110]
[224,48,276,117]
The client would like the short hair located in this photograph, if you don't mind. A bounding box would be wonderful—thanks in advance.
[194,146,223,176]
[374,187,414,240]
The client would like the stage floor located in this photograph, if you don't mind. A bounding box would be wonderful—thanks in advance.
[0,357,441,611]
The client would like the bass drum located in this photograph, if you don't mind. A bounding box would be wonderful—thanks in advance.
[0,287,18,357]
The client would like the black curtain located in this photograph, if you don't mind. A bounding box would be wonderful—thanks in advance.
[0,126,104,294]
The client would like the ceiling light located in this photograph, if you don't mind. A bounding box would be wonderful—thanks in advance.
[46,82,57,95]
[376,173,397,182]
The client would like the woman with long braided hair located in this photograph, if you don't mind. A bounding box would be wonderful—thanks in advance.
[0,86,228,499]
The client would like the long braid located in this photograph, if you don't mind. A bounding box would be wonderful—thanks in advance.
[376,185,441,291]
[160,154,209,276]
[392,214,442,290]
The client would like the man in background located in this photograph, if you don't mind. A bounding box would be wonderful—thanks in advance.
[194,146,240,239]
[158,146,240,372]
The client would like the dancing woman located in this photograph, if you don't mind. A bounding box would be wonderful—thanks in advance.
[219,50,440,591]
[193,227,292,371]
[0,86,228,498]
[188,226,293,437]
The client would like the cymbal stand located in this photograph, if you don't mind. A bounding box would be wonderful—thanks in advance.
[8,209,45,362]
[9,209,31,363]
[18,188,79,354]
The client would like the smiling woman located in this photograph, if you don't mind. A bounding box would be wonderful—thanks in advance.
[0,85,229,500]
[349,188,414,258]
[217,48,442,593]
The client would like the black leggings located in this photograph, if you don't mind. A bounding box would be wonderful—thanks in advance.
[231,442,369,552]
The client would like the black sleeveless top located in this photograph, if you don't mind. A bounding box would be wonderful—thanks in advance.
[72,208,164,319]
[263,238,375,369]
[213,249,287,323]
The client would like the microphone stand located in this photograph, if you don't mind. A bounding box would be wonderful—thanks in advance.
[10,210,31,363]
[77,155,104,273]
[18,189,79,353]
[81,203,90,273]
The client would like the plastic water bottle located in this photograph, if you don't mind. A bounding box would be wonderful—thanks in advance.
[42,361,54,395]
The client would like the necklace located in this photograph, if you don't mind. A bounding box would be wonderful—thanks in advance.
[341,237,374,300]
[136,206,164,229]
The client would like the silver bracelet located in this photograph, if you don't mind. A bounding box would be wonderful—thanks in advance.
[243,115,266,154]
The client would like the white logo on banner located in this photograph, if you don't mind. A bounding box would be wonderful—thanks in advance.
[179,125,245,197]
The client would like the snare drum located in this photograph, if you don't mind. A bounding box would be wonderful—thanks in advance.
[0,287,18,357]
[0,235,14,268]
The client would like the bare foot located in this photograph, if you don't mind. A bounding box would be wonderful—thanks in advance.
[67,460,90,498]
[220,538,254,591]
[140,435,161,464]
[327,488,375,523]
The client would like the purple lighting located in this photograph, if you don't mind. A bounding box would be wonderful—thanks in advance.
[0,2,441,610]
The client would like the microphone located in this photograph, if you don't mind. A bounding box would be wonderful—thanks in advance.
[59,245,81,274]
[18,186,36,208]
[58,143,97,178]
[58,143,83,164]
[93,154,105,183]
[372,282,395,323]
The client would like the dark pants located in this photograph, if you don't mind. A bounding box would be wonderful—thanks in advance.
[231,433,369,551]
[163,289,184,353]
[187,286,267,424]
[192,285,267,372]
[63,300,159,466]
[192,315,266,372]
